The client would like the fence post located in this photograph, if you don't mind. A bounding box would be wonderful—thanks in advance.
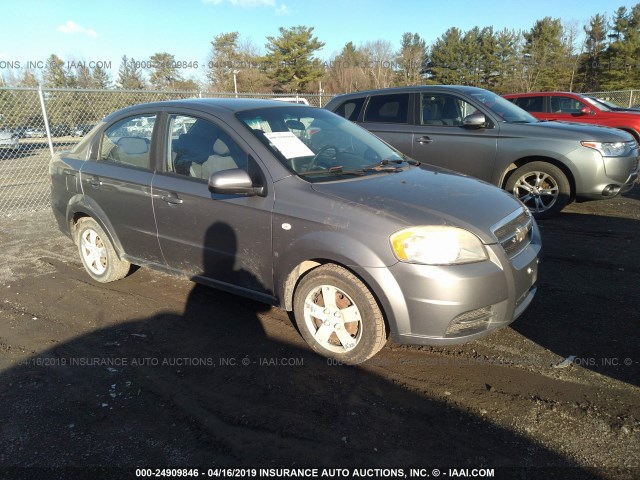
[37,85,54,158]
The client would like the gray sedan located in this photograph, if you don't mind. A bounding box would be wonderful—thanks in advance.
[50,99,541,364]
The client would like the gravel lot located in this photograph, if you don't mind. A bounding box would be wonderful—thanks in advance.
[0,188,638,480]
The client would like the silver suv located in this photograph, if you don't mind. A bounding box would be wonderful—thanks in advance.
[325,86,639,218]
[50,99,541,364]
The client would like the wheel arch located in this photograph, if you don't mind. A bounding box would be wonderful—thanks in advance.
[66,195,126,259]
[282,258,395,337]
[616,127,640,143]
[501,156,577,202]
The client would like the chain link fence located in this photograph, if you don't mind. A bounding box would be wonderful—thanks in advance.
[0,87,336,216]
[584,89,640,108]
[1,86,637,217]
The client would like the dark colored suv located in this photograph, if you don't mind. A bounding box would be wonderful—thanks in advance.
[503,91,640,143]
[325,86,639,218]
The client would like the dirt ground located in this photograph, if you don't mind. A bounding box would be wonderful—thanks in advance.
[0,188,638,480]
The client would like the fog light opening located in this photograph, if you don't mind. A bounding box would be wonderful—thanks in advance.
[446,306,496,336]
[602,184,621,197]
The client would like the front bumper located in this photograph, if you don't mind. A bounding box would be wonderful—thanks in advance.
[571,146,639,200]
[358,224,542,346]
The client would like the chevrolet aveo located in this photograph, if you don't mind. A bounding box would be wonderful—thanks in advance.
[50,99,542,364]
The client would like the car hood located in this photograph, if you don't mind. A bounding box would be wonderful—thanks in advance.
[311,165,523,244]
[519,120,634,142]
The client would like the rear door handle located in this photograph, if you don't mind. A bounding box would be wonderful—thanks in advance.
[88,178,102,187]
[416,136,433,144]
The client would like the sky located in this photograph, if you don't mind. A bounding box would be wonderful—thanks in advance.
[0,0,635,84]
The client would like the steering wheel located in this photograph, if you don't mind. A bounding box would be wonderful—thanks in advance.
[308,145,338,170]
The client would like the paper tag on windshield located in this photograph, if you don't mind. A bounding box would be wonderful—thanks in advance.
[263,131,314,159]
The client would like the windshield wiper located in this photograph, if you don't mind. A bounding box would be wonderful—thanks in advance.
[298,166,366,177]
[363,157,419,170]
[298,156,418,178]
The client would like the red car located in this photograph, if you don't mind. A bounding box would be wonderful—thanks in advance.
[503,92,640,143]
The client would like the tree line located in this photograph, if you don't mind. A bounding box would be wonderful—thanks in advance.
[1,4,639,95]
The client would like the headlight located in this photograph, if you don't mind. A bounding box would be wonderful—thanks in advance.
[390,226,488,265]
[581,141,631,157]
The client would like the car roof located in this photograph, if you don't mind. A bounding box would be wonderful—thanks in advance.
[329,85,492,100]
[503,92,584,97]
[103,97,314,122]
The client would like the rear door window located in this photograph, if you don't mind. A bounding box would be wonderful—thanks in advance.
[363,94,410,124]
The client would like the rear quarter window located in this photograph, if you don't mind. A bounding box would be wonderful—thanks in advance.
[332,97,365,121]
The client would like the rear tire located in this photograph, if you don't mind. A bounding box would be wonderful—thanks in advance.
[293,264,387,365]
[75,217,130,283]
[505,162,570,219]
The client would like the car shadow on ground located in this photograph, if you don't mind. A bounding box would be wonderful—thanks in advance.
[0,222,600,480]
[0,292,599,479]
[514,203,640,387]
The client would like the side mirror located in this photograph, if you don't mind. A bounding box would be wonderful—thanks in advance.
[208,168,264,196]
[579,106,595,116]
[462,113,487,129]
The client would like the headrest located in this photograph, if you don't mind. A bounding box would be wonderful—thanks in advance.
[213,139,230,156]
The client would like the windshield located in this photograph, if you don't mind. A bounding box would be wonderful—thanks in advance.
[584,96,613,111]
[236,107,410,181]
[469,91,538,123]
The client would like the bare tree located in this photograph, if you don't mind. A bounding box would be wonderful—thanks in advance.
[362,40,395,89]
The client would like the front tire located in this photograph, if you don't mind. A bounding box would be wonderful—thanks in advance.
[75,217,130,283]
[293,264,387,364]
[505,161,570,219]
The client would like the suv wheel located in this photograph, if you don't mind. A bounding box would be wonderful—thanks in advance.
[293,264,387,365]
[506,162,570,219]
[75,217,130,283]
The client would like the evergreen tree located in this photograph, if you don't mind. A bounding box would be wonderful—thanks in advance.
[584,14,608,91]
[91,65,112,89]
[396,33,427,86]
[478,27,501,89]
[116,55,145,90]
[43,54,69,88]
[262,26,325,92]
[521,17,567,91]
[601,5,640,89]
[148,52,183,90]
[426,27,465,84]
[493,29,521,93]
[461,27,483,85]
[207,32,242,91]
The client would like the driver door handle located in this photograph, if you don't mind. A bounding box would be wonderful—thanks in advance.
[416,136,433,144]
[161,194,183,205]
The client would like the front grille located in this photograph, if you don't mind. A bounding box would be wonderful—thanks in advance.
[492,209,533,258]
